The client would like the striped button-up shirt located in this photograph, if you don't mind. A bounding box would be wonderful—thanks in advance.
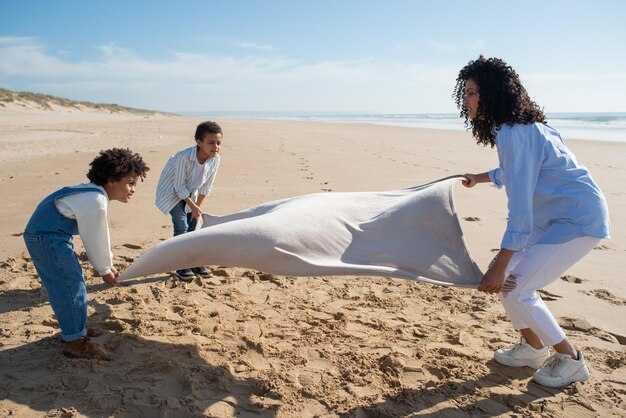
[155,146,220,214]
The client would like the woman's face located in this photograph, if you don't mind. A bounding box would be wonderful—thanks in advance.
[463,78,480,120]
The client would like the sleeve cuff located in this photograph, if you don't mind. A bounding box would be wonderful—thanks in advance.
[500,231,528,252]
[488,168,503,189]
[96,266,112,276]
[176,190,191,200]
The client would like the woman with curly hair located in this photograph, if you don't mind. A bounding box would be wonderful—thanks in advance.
[23,148,149,360]
[454,56,610,388]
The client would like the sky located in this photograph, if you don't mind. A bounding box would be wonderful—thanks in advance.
[1,0,625,114]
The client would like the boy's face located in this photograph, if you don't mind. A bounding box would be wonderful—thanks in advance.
[104,173,140,203]
[196,132,222,159]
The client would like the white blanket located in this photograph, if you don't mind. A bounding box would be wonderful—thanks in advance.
[119,176,483,287]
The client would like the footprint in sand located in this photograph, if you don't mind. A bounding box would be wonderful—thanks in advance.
[604,352,626,369]
[537,289,562,301]
[121,243,142,250]
[559,316,593,332]
[594,244,612,251]
[463,216,480,222]
[297,371,321,387]
[41,316,58,329]
[115,255,135,263]
[561,275,583,284]
[105,297,127,305]
[587,289,626,306]
[559,316,625,345]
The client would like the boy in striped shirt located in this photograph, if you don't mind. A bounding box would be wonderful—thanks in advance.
[155,121,223,281]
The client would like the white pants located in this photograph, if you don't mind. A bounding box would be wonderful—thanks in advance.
[499,231,600,347]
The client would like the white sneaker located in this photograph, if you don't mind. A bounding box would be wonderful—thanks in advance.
[494,337,551,369]
[532,350,590,388]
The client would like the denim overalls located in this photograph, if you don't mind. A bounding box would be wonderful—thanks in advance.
[23,185,105,341]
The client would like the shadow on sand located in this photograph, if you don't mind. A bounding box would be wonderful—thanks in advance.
[0,298,280,417]
[0,275,169,315]
[340,361,560,417]
[1,326,559,418]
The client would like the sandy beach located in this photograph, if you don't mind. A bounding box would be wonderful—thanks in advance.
[0,102,624,417]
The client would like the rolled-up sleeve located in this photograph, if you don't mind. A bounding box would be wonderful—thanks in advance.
[497,133,542,251]
[489,167,504,188]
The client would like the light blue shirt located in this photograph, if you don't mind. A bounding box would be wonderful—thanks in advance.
[488,123,610,251]
[155,146,220,214]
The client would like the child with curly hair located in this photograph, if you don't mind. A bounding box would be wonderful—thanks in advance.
[23,148,149,360]
[454,56,610,388]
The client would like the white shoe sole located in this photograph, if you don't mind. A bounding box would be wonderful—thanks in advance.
[532,366,590,388]
[494,352,549,369]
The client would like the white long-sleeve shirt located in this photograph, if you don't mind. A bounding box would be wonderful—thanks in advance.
[55,183,113,276]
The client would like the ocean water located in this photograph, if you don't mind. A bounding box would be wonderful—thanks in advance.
[186,111,626,143]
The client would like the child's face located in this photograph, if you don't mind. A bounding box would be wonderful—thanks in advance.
[196,133,222,159]
[104,173,140,203]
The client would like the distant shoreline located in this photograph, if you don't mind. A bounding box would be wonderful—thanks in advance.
[180,111,626,143]
[1,86,623,142]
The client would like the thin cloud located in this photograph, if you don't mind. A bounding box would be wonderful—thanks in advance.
[198,35,274,51]
[96,42,135,58]
[0,36,38,46]
[0,37,433,85]
[237,41,274,51]
[8,36,587,112]
[0,36,466,112]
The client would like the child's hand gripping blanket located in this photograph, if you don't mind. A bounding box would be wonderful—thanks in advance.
[119,176,483,287]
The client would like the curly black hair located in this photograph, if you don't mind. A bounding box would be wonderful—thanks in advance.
[453,56,546,147]
[194,120,223,141]
[86,148,150,186]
